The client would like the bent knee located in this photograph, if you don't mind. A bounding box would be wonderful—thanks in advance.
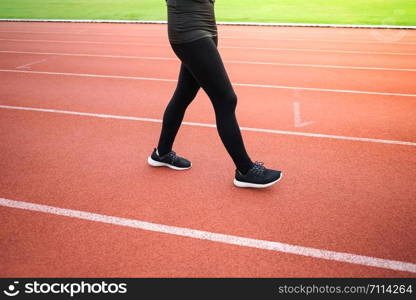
[223,90,238,110]
[172,87,199,107]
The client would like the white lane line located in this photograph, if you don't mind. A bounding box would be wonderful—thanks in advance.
[223,45,416,56]
[0,38,415,56]
[233,83,416,97]
[0,29,415,45]
[0,38,168,46]
[1,50,415,72]
[0,30,162,37]
[1,18,416,29]
[16,58,48,69]
[221,35,416,45]
[1,69,415,97]
[226,59,416,72]
[0,197,415,274]
[293,102,315,128]
[0,68,176,82]
[1,50,176,61]
[1,104,415,147]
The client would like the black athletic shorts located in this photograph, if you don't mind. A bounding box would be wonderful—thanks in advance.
[166,0,218,44]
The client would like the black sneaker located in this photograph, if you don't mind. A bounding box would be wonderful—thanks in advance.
[234,161,282,188]
[147,148,191,170]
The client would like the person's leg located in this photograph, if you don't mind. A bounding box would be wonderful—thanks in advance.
[171,37,253,174]
[157,62,200,156]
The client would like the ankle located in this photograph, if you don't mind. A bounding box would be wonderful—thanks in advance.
[238,162,254,175]
[156,148,170,157]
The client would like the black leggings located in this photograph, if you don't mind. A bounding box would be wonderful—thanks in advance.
[157,36,253,173]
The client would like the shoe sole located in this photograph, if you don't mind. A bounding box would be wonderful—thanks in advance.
[147,156,191,170]
[233,172,283,188]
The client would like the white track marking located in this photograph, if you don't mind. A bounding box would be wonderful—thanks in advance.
[0,30,167,38]
[0,38,415,56]
[1,69,415,97]
[293,102,315,128]
[1,50,415,72]
[0,29,415,45]
[0,38,167,46]
[1,50,176,61]
[0,197,415,273]
[15,58,48,69]
[1,105,415,147]
[233,83,416,97]
[1,18,416,29]
[222,45,416,56]
[220,35,416,45]
[224,45,416,56]
[225,59,416,72]
[0,69,176,82]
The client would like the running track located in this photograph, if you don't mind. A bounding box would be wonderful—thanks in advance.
[0,22,415,277]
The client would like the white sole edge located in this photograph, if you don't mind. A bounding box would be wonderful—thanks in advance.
[233,172,283,188]
[147,156,191,170]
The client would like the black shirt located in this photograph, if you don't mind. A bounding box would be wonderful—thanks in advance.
[166,0,217,44]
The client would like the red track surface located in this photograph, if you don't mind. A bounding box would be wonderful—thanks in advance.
[0,22,415,277]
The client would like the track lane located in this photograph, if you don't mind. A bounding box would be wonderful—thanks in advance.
[1,72,415,142]
[1,109,415,267]
[1,22,416,42]
[1,21,415,278]
[1,23,416,54]
[0,35,413,54]
[0,52,415,95]
[1,208,413,277]
[2,40,416,70]
[1,22,416,44]
[1,46,416,70]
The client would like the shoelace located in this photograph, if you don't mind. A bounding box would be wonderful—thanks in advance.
[165,151,178,164]
[252,161,265,175]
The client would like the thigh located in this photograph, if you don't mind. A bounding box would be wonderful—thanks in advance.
[175,62,201,98]
[171,37,233,103]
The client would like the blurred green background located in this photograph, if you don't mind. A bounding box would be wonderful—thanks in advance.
[0,0,415,25]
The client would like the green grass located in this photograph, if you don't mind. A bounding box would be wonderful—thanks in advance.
[0,0,415,26]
